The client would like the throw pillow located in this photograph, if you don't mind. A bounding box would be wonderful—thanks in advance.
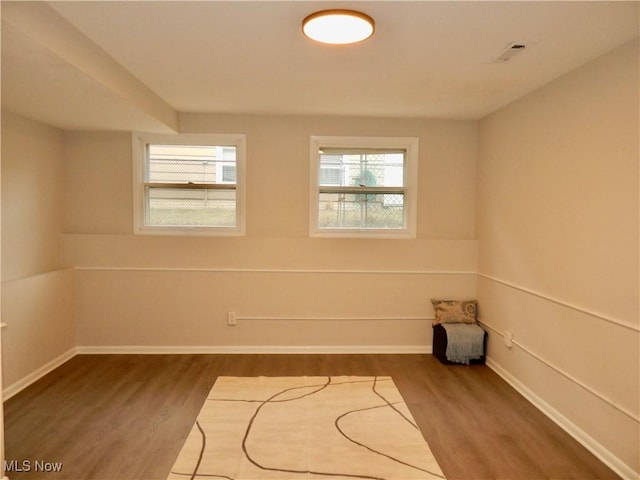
[431,299,477,325]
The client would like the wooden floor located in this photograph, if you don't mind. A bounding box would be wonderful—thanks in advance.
[4,354,620,480]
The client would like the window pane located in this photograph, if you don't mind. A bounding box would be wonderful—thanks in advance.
[319,166,343,185]
[319,151,404,188]
[221,165,237,183]
[147,187,236,227]
[318,193,404,229]
[148,145,236,184]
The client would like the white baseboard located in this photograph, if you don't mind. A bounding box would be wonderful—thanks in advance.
[3,347,78,401]
[76,345,432,355]
[486,357,638,480]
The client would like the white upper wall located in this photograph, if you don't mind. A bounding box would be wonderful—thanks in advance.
[63,115,478,241]
[1,110,65,281]
[478,39,639,322]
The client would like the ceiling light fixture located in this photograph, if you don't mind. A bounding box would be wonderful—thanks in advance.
[302,9,375,45]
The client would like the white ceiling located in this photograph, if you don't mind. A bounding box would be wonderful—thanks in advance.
[2,1,639,132]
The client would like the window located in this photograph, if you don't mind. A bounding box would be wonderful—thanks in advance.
[309,136,418,238]
[133,133,246,235]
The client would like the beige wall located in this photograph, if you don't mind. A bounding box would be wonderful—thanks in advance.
[62,115,478,349]
[2,112,64,280]
[1,111,75,391]
[477,40,639,476]
[63,131,133,235]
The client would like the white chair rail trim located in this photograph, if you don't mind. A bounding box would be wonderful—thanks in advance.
[478,273,639,333]
[73,266,476,276]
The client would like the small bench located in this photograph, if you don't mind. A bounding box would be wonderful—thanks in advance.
[432,323,487,365]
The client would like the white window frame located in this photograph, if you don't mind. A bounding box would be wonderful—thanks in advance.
[309,135,418,239]
[132,133,246,236]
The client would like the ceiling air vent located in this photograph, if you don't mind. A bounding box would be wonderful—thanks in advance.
[494,42,527,63]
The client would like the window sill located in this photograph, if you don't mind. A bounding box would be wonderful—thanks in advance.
[310,228,416,239]
[133,225,245,237]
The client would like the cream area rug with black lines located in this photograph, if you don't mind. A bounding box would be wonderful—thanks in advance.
[168,376,445,480]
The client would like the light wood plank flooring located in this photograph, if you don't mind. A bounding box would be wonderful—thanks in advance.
[4,354,620,479]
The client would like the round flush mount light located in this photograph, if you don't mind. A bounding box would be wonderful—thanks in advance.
[302,9,375,45]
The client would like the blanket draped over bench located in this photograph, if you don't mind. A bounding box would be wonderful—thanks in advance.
[442,323,486,365]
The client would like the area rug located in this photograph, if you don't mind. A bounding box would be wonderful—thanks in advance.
[168,376,445,480]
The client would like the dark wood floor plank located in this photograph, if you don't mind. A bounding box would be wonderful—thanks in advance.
[4,354,620,480]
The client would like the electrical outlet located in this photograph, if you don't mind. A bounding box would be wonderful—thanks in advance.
[227,312,237,327]
[504,329,513,348]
